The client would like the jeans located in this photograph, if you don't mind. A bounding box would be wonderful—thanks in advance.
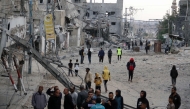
[86,82,91,90]
[68,69,73,76]
[88,56,91,64]
[171,78,176,86]
[108,56,111,64]
[103,80,108,92]
[80,55,84,64]
[118,55,121,60]
[128,71,133,81]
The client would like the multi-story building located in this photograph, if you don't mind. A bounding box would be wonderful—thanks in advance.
[72,0,123,36]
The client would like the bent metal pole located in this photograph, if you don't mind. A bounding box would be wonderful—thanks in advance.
[1,56,18,92]
[13,55,27,95]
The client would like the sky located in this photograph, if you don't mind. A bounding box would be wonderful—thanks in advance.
[86,0,180,21]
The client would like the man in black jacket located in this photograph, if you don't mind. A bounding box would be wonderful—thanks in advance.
[46,86,62,99]
[137,90,150,109]
[170,87,181,109]
[170,65,178,86]
[108,49,112,64]
[104,92,117,109]
[48,89,61,109]
[77,85,88,109]
[63,88,74,109]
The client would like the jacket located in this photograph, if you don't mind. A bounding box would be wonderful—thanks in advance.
[94,73,102,86]
[117,48,122,55]
[88,51,92,57]
[137,91,150,109]
[64,94,75,109]
[77,90,88,108]
[85,72,92,83]
[71,92,78,106]
[170,93,181,109]
[32,92,47,109]
[104,99,117,109]
[115,90,123,109]
[102,66,110,80]
[98,50,105,57]
[48,96,61,109]
[91,103,105,109]
[108,49,112,57]
[170,70,178,78]
[127,58,136,71]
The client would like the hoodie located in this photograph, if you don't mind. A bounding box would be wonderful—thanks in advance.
[94,73,102,86]
[115,90,123,109]
[137,91,150,109]
[127,58,136,71]
[102,66,110,80]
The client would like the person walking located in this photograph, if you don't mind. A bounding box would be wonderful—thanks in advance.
[140,40,143,50]
[90,98,105,109]
[115,90,123,109]
[68,59,73,76]
[98,48,105,63]
[117,47,122,61]
[80,47,85,64]
[127,58,136,82]
[128,42,131,50]
[167,96,175,109]
[74,59,79,76]
[145,40,149,54]
[48,89,61,109]
[32,86,47,109]
[70,86,78,109]
[108,49,112,64]
[137,90,150,109]
[135,40,137,46]
[87,49,92,64]
[77,85,88,109]
[63,88,74,109]
[170,87,181,109]
[94,73,102,91]
[170,65,178,86]
[84,68,92,90]
[102,66,110,93]
[46,86,62,99]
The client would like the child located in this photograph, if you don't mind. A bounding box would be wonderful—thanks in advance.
[167,96,175,109]
[74,59,79,76]
[94,73,102,91]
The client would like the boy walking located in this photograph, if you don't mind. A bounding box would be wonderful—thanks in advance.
[68,59,73,76]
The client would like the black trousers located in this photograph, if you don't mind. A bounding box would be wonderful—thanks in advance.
[118,55,121,60]
[86,82,91,90]
[108,56,111,64]
[99,56,104,62]
[128,71,133,81]
[103,80,108,92]
[95,86,101,91]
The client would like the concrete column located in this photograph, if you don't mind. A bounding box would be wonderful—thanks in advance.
[66,32,70,48]
[102,0,104,3]
[77,28,81,46]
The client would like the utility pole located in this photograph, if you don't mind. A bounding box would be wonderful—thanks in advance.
[28,0,34,74]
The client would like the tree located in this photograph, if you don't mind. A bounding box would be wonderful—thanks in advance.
[157,13,176,43]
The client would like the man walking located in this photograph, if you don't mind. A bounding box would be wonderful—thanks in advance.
[74,59,79,76]
[170,65,178,86]
[68,59,73,76]
[48,89,61,109]
[108,49,112,64]
[77,85,88,109]
[32,86,47,109]
[80,47,85,64]
[87,49,92,64]
[117,47,122,61]
[98,48,105,63]
[63,88,74,109]
[84,68,92,90]
[140,40,143,50]
[170,87,181,109]
[137,90,150,109]
[70,86,78,109]
[94,73,102,91]
[127,58,136,82]
[102,66,110,93]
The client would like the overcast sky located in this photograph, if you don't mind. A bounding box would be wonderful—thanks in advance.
[86,0,180,21]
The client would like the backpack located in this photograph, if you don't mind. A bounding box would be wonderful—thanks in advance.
[129,63,134,71]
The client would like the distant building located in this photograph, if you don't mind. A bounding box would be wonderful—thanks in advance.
[72,0,123,36]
